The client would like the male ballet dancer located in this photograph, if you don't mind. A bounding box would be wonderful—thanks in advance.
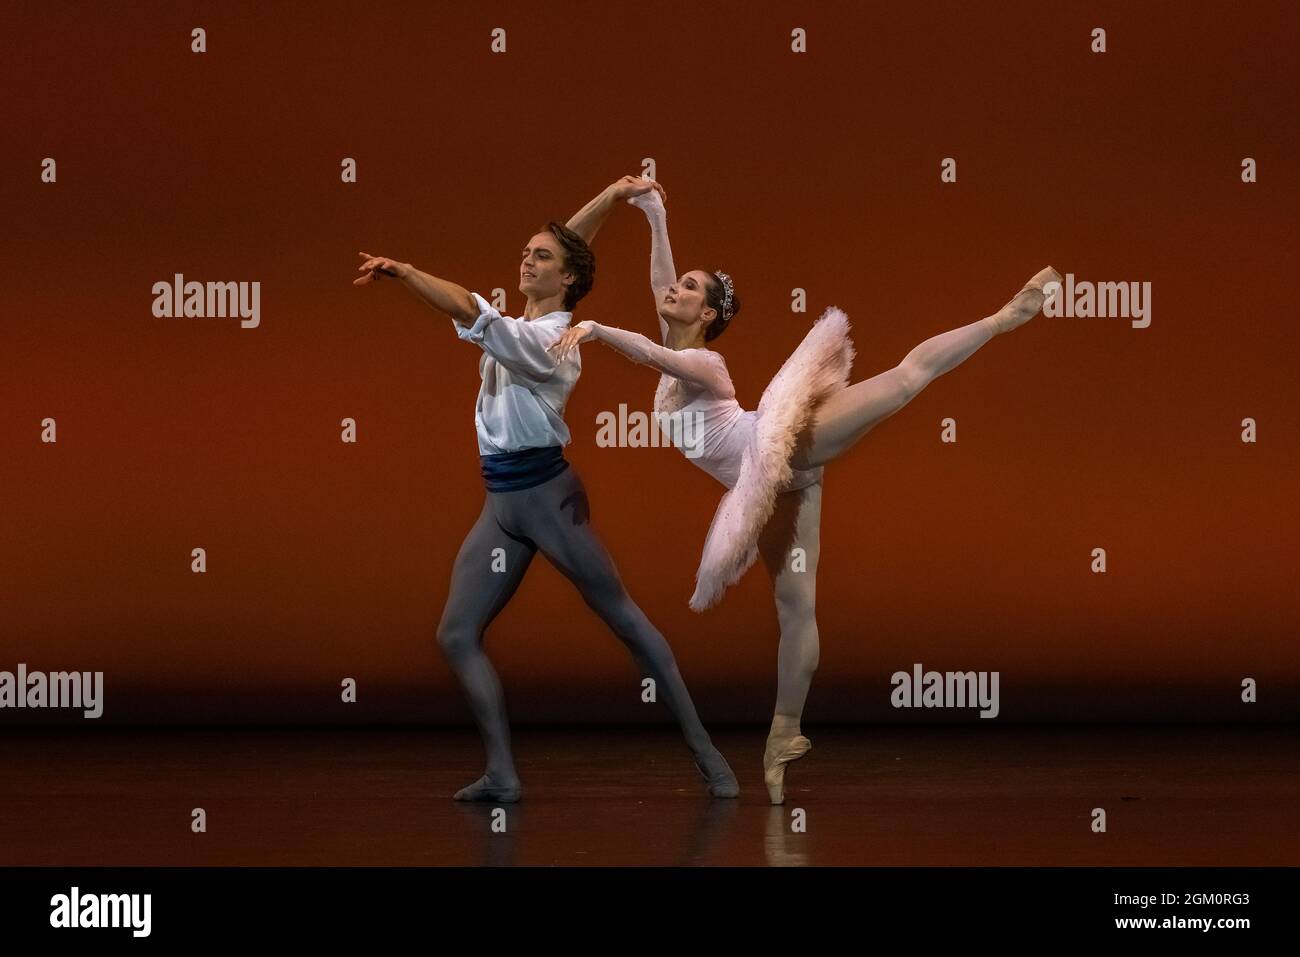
[353,199,737,802]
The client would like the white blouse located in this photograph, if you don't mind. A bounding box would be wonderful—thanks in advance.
[455,291,580,455]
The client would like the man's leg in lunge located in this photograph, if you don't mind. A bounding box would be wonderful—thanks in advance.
[505,468,738,794]
[436,497,536,801]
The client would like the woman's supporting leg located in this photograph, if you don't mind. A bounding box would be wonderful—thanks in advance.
[436,497,537,801]
[791,269,1058,470]
[758,482,823,804]
[511,467,738,796]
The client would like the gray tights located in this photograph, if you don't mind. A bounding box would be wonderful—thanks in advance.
[436,464,716,787]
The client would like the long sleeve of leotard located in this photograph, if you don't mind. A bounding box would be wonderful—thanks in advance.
[626,190,675,344]
[581,320,735,399]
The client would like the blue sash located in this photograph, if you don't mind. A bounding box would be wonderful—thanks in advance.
[479,445,569,492]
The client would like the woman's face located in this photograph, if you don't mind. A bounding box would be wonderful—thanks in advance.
[518,232,573,305]
[660,270,717,329]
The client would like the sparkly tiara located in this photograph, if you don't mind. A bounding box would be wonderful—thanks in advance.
[713,270,735,322]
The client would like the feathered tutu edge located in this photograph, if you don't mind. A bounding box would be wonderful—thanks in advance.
[689,306,855,612]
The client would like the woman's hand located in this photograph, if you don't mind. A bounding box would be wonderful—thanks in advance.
[548,321,597,362]
[354,252,410,285]
[625,181,667,215]
[610,174,666,204]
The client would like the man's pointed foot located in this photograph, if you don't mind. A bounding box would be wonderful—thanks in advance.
[695,747,740,798]
[453,773,522,803]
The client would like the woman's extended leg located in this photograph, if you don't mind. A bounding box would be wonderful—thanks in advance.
[791,267,1059,470]
[436,498,537,802]
[758,482,823,804]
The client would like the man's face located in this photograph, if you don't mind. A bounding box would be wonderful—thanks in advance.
[519,232,573,304]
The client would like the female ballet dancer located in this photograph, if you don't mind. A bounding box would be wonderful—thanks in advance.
[558,180,1059,803]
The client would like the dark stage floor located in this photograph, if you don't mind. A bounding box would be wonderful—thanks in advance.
[2,725,1295,866]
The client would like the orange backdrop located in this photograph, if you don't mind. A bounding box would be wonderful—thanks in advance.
[2,0,1296,725]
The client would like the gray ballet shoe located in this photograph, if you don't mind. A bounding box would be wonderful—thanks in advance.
[453,773,522,803]
[694,747,740,798]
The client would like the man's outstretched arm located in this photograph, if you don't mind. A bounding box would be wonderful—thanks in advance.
[355,251,561,379]
[354,251,478,327]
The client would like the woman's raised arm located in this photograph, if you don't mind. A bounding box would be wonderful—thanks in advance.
[627,189,676,344]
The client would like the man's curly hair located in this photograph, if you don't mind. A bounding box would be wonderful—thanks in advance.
[543,221,595,311]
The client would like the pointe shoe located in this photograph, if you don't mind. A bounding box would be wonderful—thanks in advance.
[694,747,740,798]
[991,266,1063,334]
[763,732,812,805]
[453,773,522,803]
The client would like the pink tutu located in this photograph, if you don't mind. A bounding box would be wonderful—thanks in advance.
[690,306,855,611]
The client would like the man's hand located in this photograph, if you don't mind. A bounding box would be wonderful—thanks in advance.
[547,321,597,362]
[567,176,666,244]
[354,251,410,286]
[610,174,666,204]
